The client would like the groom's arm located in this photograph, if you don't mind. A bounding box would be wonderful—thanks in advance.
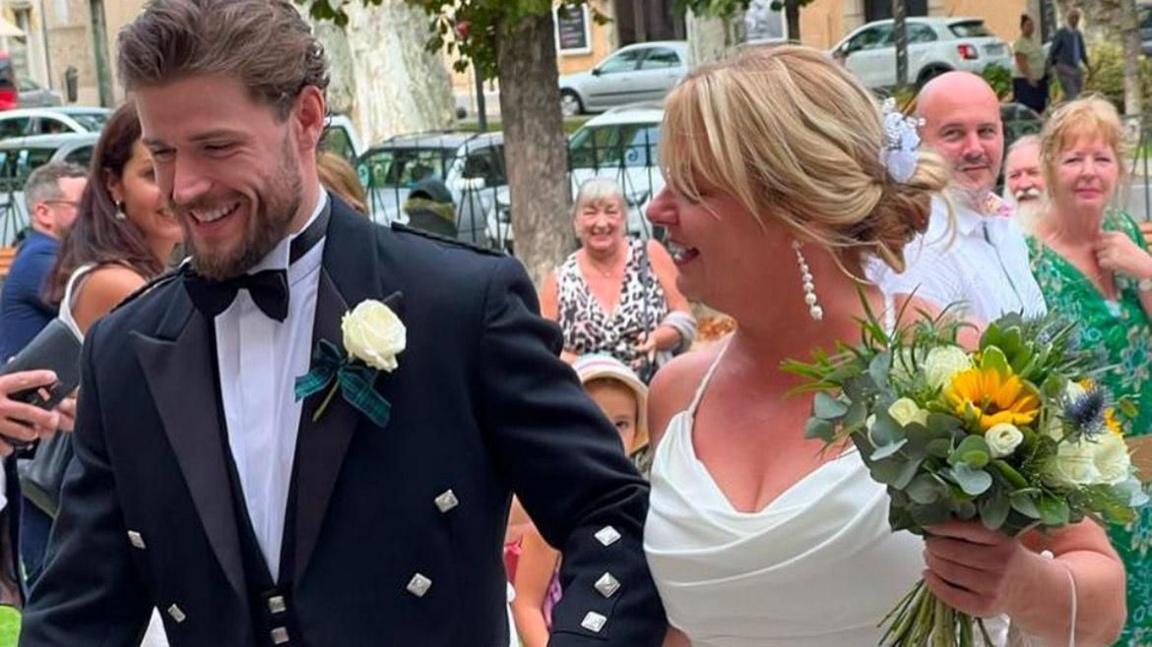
[19,322,152,646]
[477,257,666,647]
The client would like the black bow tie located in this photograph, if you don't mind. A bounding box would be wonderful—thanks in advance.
[183,198,330,322]
[185,269,291,321]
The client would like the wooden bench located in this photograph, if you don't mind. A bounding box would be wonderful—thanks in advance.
[0,246,16,281]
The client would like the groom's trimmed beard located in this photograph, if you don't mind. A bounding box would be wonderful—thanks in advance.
[184,134,304,280]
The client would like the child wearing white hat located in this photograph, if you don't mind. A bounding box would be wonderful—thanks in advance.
[510,354,650,647]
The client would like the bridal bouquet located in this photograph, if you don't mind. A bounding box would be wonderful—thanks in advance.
[783,302,1147,647]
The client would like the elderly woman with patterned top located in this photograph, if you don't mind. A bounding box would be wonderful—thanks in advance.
[641,45,1126,647]
[539,178,694,382]
[1026,95,1152,646]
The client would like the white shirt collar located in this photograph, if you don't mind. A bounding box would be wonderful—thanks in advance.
[249,187,329,275]
[941,191,1014,238]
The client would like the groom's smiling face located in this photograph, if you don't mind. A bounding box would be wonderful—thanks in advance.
[137,73,325,279]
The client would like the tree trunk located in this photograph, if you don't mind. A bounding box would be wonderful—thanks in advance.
[785,0,801,42]
[311,21,357,117]
[338,0,455,143]
[497,11,575,287]
[1120,0,1143,116]
[686,9,744,65]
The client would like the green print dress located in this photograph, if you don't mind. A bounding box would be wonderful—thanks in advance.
[1027,210,1152,646]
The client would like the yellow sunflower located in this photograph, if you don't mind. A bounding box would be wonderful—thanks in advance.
[945,366,1041,431]
[1105,408,1124,437]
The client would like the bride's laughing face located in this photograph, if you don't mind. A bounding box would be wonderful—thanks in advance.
[646,182,791,314]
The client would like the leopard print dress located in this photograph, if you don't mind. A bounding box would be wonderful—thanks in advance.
[556,238,668,382]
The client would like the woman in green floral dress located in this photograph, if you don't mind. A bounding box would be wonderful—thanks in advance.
[1028,96,1152,645]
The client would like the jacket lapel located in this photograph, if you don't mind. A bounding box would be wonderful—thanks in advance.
[132,290,247,602]
[292,198,400,583]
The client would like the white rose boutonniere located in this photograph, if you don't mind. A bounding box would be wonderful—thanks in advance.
[342,300,406,372]
[295,295,405,428]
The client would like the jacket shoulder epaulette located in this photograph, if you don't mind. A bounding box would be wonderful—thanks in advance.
[109,266,183,314]
[389,222,507,257]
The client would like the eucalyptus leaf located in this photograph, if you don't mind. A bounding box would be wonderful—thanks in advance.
[869,415,905,448]
[950,435,991,469]
[907,474,944,504]
[813,392,849,420]
[909,500,953,527]
[954,499,978,520]
[871,439,908,461]
[1009,493,1040,518]
[926,438,953,458]
[1036,495,1071,526]
[870,455,922,489]
[868,352,892,388]
[804,417,836,442]
[949,463,993,496]
[979,486,1010,530]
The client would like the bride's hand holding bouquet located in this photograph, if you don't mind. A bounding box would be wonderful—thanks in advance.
[785,301,1145,646]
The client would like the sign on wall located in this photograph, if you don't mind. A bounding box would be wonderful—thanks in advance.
[555,4,592,56]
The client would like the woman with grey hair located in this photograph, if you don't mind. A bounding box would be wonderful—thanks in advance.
[539,177,693,382]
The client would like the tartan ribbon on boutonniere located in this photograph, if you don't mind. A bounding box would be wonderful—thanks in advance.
[294,298,406,428]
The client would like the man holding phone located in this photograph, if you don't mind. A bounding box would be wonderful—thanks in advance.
[0,368,70,606]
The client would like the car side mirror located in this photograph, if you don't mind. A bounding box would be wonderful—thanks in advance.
[591,67,603,76]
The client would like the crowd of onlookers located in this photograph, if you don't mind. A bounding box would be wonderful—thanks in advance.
[0,11,1149,642]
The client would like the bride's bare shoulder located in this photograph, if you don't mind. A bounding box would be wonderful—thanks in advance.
[647,342,725,449]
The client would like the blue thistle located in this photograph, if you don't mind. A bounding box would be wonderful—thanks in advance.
[1063,384,1111,441]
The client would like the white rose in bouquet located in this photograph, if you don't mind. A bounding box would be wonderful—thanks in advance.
[986,423,1024,458]
[1047,440,1102,487]
[1093,432,1132,485]
[924,346,973,390]
[888,398,929,427]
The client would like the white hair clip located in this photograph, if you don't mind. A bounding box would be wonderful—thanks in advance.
[879,97,923,184]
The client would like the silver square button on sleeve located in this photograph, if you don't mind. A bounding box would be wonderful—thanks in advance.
[594,525,621,547]
[594,572,621,598]
[581,611,608,633]
[406,573,432,597]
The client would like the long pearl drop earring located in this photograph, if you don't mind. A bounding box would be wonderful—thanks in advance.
[792,240,823,321]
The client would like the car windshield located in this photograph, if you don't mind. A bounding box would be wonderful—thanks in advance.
[359,146,454,188]
[63,111,108,131]
[569,123,661,169]
[949,21,992,38]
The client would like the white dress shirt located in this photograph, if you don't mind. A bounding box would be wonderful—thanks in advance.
[869,195,1047,323]
[214,190,328,581]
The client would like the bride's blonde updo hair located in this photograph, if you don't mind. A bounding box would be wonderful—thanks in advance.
[661,45,950,272]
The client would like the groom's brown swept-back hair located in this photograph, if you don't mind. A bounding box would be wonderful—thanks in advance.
[117,0,329,120]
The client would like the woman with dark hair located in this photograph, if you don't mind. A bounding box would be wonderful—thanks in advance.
[28,101,181,646]
[44,101,182,332]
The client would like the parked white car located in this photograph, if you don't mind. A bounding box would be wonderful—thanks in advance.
[0,107,111,140]
[558,41,689,117]
[831,17,1013,89]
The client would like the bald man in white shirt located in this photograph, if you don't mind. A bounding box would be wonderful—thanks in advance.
[871,72,1047,324]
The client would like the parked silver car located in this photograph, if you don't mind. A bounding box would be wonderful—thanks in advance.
[558,41,690,117]
[17,79,62,108]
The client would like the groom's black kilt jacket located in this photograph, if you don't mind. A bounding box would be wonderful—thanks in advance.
[18,197,665,647]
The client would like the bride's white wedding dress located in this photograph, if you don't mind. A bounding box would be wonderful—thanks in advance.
[644,346,1012,647]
